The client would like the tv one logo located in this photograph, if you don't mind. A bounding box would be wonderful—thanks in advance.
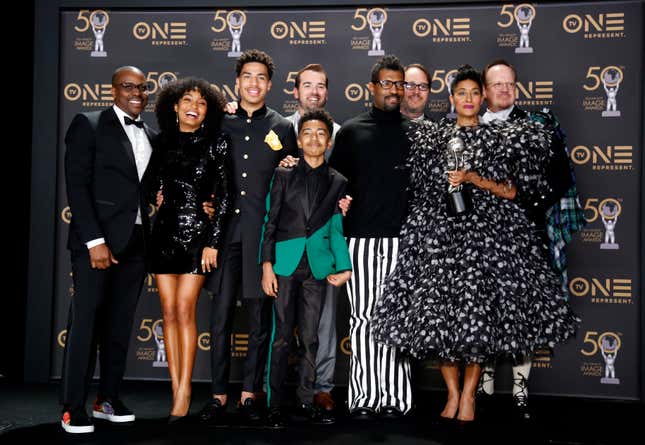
[516,81,553,100]
[345,83,372,104]
[270,21,326,40]
[212,84,238,102]
[562,12,624,34]
[64,83,112,102]
[570,145,632,169]
[569,277,631,299]
[412,17,470,38]
[133,21,187,41]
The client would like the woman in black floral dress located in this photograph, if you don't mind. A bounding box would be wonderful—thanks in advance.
[371,66,578,422]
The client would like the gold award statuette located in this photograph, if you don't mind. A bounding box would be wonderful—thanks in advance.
[264,129,283,151]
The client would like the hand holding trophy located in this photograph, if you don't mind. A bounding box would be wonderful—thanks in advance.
[445,136,472,216]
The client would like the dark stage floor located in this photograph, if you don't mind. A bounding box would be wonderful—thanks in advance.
[0,380,642,444]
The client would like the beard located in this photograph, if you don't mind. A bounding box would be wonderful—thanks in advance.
[382,94,401,112]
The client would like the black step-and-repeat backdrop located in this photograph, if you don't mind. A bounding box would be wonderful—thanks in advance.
[52,2,642,399]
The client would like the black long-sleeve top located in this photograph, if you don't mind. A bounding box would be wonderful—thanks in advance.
[329,107,410,238]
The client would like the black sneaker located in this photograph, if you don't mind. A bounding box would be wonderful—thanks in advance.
[198,398,227,424]
[92,398,135,423]
[61,408,94,433]
[266,407,286,429]
[239,397,262,423]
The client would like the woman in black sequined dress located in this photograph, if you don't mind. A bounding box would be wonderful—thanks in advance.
[148,78,231,421]
[371,66,578,423]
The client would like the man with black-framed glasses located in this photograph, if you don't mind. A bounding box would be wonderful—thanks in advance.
[401,63,432,122]
[60,66,158,433]
[329,54,413,420]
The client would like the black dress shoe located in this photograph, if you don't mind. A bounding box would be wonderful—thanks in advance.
[297,403,335,425]
[266,408,286,429]
[198,399,227,424]
[380,406,404,419]
[167,414,189,425]
[239,397,263,423]
[512,395,532,422]
[349,407,376,420]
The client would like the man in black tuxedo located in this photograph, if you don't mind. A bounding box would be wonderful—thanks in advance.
[60,66,157,434]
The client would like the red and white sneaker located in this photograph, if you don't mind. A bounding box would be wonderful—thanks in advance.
[61,409,94,433]
[92,398,136,423]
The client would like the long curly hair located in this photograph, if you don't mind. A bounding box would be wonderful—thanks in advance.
[155,77,226,135]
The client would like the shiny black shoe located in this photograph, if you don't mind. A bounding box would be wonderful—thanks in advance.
[198,399,227,425]
[298,403,335,425]
[349,406,376,420]
[266,408,286,429]
[512,395,533,422]
[380,406,404,419]
[239,397,263,423]
[167,414,189,425]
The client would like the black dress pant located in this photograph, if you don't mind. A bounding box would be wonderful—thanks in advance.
[60,226,145,410]
[209,242,272,394]
[268,255,325,407]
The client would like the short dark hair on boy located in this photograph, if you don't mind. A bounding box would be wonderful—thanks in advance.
[298,109,334,136]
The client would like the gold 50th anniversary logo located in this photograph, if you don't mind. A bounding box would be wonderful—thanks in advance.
[570,144,632,171]
[210,10,246,57]
[569,276,632,304]
[72,9,109,57]
[580,330,622,384]
[581,66,624,117]
[496,3,536,53]
[133,20,188,46]
[562,11,625,39]
[412,16,471,42]
[579,197,623,249]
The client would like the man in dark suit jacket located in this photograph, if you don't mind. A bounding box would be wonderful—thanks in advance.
[198,50,297,425]
[60,66,157,434]
[260,110,351,428]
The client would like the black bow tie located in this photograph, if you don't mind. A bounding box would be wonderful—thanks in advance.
[124,116,144,128]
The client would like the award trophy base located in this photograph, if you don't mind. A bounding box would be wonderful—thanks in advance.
[228,51,242,58]
[602,110,621,117]
[368,50,384,56]
[153,361,168,368]
[600,377,620,385]
[600,242,619,250]
[91,51,107,57]
[515,47,533,54]
[446,189,472,217]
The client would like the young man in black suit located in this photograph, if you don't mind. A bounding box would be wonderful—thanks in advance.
[60,66,157,434]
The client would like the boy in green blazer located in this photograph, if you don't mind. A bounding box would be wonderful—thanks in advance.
[260,110,351,428]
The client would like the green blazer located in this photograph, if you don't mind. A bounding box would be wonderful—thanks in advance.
[260,161,351,279]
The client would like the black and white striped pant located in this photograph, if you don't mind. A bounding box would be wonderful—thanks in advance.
[346,237,413,413]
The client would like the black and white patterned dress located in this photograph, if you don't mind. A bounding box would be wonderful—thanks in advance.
[371,118,579,363]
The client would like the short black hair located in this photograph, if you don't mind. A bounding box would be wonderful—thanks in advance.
[111,65,144,85]
[481,59,518,85]
[298,109,334,136]
[295,63,328,88]
[450,64,482,93]
[404,63,430,84]
[235,49,275,80]
[370,54,404,83]
[155,77,226,134]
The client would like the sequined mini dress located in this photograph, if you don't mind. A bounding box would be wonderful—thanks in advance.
[149,130,231,274]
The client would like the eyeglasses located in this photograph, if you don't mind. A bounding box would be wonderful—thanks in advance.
[117,82,150,93]
[487,82,516,91]
[374,79,406,90]
[404,82,430,92]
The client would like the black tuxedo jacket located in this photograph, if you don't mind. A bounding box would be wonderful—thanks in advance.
[64,107,158,255]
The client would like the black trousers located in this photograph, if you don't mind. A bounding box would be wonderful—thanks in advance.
[60,226,145,410]
[268,255,325,407]
[209,242,272,394]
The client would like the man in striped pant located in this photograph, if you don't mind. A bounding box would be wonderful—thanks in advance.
[329,55,413,419]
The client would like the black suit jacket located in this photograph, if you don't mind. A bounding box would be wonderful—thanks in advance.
[64,108,158,255]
